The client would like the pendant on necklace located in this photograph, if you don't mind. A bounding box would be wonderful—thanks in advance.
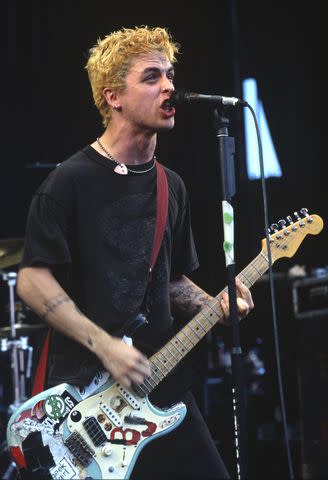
[114,163,128,175]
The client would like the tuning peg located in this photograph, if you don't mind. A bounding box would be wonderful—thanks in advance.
[300,208,309,217]
[286,216,293,225]
[294,211,301,220]
[278,219,287,229]
[270,223,279,232]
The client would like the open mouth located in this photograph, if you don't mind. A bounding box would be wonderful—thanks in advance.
[160,98,175,114]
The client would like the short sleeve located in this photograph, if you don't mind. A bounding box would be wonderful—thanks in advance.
[21,175,73,269]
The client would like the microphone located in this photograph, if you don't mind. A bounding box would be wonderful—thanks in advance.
[170,88,247,107]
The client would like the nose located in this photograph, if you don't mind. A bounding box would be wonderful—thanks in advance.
[161,77,174,93]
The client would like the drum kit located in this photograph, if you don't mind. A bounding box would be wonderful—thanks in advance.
[0,238,45,479]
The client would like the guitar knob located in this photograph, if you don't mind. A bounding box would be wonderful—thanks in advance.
[71,410,82,422]
[102,444,112,456]
[300,207,309,217]
[286,216,293,225]
[294,211,301,220]
[270,223,279,232]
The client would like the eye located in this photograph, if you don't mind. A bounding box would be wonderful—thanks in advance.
[146,76,157,82]
[144,72,159,82]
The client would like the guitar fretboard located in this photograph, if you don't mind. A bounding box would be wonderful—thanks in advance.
[134,251,269,397]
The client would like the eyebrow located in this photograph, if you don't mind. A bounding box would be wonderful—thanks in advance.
[141,66,175,76]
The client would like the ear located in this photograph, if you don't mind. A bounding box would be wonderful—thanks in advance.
[103,88,119,108]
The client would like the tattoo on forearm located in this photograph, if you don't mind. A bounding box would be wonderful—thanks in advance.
[42,294,70,320]
[170,285,212,317]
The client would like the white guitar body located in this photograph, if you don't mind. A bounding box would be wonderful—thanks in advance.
[7,374,186,479]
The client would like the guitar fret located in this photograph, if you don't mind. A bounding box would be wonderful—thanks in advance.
[174,335,188,354]
[193,317,207,334]
[149,361,163,381]
[188,322,202,340]
[251,263,262,275]
[158,351,175,369]
[207,299,221,318]
[238,271,252,288]
[257,258,267,272]
[179,329,195,347]
[154,355,170,372]
[163,345,179,363]
[199,308,216,327]
[260,250,269,262]
[170,338,185,357]
[143,376,156,390]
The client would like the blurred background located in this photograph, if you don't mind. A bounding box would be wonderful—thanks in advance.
[1,1,326,479]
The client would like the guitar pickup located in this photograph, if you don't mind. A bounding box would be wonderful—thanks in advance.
[64,431,94,467]
[83,416,107,447]
[100,403,123,427]
[117,384,141,408]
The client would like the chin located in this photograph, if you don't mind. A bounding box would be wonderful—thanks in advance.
[158,119,175,132]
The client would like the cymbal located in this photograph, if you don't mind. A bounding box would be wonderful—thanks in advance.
[0,323,47,338]
[0,238,24,269]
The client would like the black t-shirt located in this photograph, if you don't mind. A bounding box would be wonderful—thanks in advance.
[21,145,200,390]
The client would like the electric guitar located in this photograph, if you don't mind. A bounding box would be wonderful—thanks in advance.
[6,210,323,479]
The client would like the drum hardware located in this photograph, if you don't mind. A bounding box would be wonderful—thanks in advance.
[0,323,46,338]
[0,271,34,413]
[0,243,27,480]
[0,336,33,411]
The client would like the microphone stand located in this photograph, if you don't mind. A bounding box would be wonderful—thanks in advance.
[214,106,247,479]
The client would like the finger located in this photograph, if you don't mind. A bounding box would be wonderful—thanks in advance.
[220,293,229,318]
[119,375,132,389]
[129,371,146,385]
[236,278,248,296]
[135,357,151,377]
[236,279,254,308]
[236,298,250,318]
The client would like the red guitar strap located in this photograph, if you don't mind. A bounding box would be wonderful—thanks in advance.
[150,161,169,272]
[31,328,51,396]
[32,161,168,396]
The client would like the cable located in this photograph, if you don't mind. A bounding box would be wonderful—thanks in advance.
[245,101,295,480]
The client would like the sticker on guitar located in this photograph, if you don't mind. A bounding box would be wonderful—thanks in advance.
[6,209,324,479]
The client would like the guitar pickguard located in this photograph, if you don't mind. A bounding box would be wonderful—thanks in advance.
[6,378,186,479]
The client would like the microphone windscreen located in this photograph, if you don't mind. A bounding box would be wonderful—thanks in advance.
[170,89,188,106]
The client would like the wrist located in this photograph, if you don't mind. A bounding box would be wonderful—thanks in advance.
[85,323,111,360]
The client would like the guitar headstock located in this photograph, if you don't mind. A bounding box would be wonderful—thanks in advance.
[261,208,323,262]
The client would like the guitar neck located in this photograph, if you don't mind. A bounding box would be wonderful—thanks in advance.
[134,251,268,397]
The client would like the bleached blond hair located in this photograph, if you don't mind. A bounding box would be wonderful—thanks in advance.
[85,26,180,127]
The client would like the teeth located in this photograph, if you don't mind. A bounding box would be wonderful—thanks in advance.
[162,100,172,110]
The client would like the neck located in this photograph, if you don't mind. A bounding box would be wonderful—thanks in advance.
[96,125,157,166]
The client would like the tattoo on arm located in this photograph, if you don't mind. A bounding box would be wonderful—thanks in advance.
[170,284,212,318]
[87,336,93,347]
[42,294,70,320]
